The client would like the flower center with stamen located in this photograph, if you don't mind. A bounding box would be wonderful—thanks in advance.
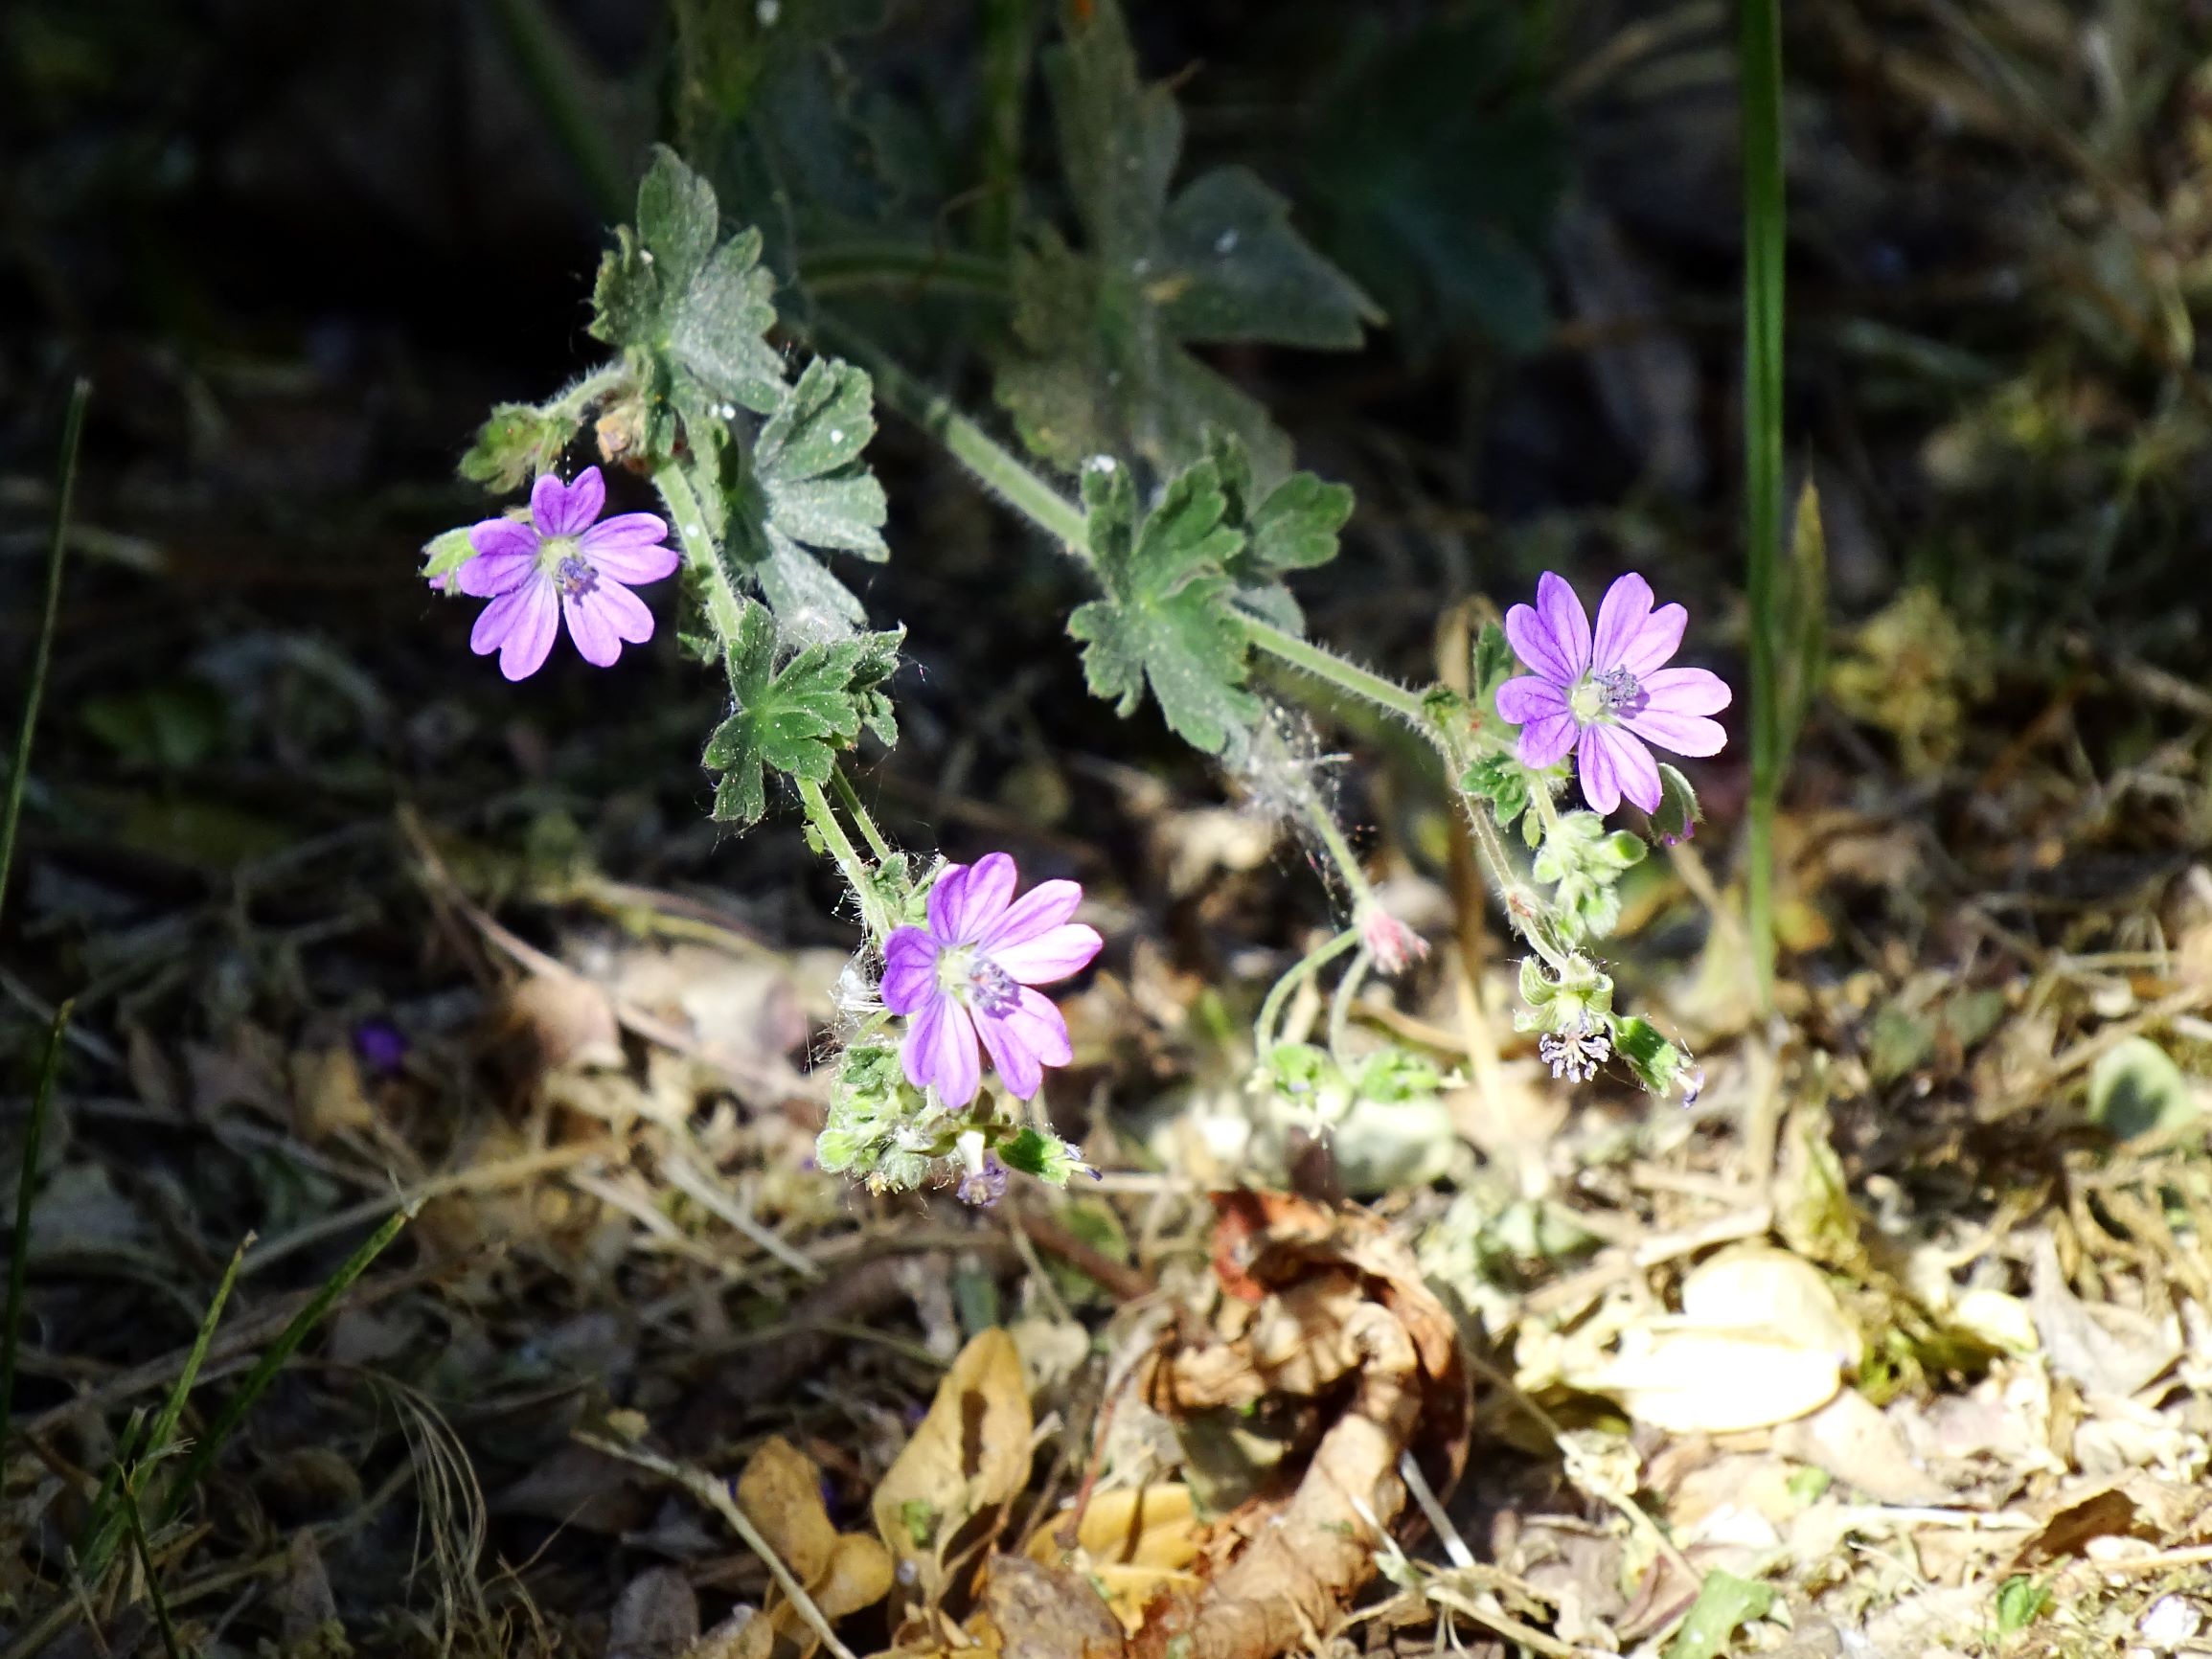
[1569,667,1643,723]
[939,947,1020,1017]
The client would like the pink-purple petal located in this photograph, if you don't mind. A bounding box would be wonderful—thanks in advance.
[1622,709,1727,757]
[1585,723,1661,813]
[1616,602,1687,677]
[902,994,981,1107]
[930,852,1017,943]
[1637,666,1731,716]
[979,879,1083,951]
[580,516,678,583]
[472,578,559,681]
[1590,573,1654,671]
[987,923,1102,987]
[1534,572,1593,679]
[1505,604,1575,688]
[560,587,624,667]
[973,988,1072,1100]
[469,517,541,561]
[1576,723,1621,813]
[456,548,535,598]
[1516,711,1581,769]
[880,928,940,1013]
[1494,675,1569,726]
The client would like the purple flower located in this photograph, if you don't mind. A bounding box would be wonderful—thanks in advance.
[880,853,1104,1109]
[455,467,679,681]
[1495,572,1731,816]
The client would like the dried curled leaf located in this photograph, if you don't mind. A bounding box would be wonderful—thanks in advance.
[873,1329,1035,1614]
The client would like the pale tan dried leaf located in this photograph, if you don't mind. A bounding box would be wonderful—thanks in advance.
[1566,1327,1841,1433]
[1679,1246,1863,1370]
[873,1329,1034,1608]
[737,1436,840,1586]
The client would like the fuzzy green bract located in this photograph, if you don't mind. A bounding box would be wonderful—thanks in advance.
[995,0,1377,488]
[1068,459,1259,755]
[702,604,901,825]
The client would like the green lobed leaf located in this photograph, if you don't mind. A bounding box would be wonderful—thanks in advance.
[589,148,787,424]
[1067,459,1259,755]
[995,0,1369,489]
[715,358,890,637]
[1160,167,1380,349]
[1204,428,1353,633]
[700,602,902,825]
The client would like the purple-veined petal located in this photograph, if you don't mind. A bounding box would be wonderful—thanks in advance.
[988,923,1102,987]
[979,878,1083,950]
[580,515,678,582]
[561,586,624,667]
[1617,602,1687,677]
[972,988,1072,1101]
[469,517,540,561]
[1637,666,1731,716]
[456,548,535,598]
[566,580,650,659]
[1585,723,1661,812]
[1577,722,1621,814]
[1591,573,1653,671]
[532,468,605,537]
[1494,675,1569,726]
[1505,606,1574,687]
[902,993,981,1107]
[1535,572,1593,678]
[880,927,941,1013]
[1516,711,1581,769]
[472,578,559,681]
[1622,709,1727,757]
[929,852,1017,943]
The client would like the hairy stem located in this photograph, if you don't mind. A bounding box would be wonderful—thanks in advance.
[653,462,747,641]
[798,777,886,940]
[1254,928,1359,1054]
[1297,791,1381,917]
[816,320,1090,549]
[832,763,897,867]
[1327,945,1374,1066]
[1243,618,1434,728]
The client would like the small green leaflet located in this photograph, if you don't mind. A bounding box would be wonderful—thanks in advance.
[590,148,787,426]
[996,0,1377,489]
[421,525,479,586]
[1067,459,1258,755]
[702,602,901,826]
[717,358,890,634]
[1204,427,1351,633]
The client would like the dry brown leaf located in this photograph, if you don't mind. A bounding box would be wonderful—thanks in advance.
[2027,1234,2178,1398]
[1133,1193,1467,1659]
[735,1435,894,1651]
[504,971,625,1072]
[737,1436,841,1584]
[609,1566,700,1659]
[1773,1389,1946,1506]
[1026,1486,1204,1634]
[290,1044,377,1142]
[985,1556,1126,1659]
[873,1329,1035,1613]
